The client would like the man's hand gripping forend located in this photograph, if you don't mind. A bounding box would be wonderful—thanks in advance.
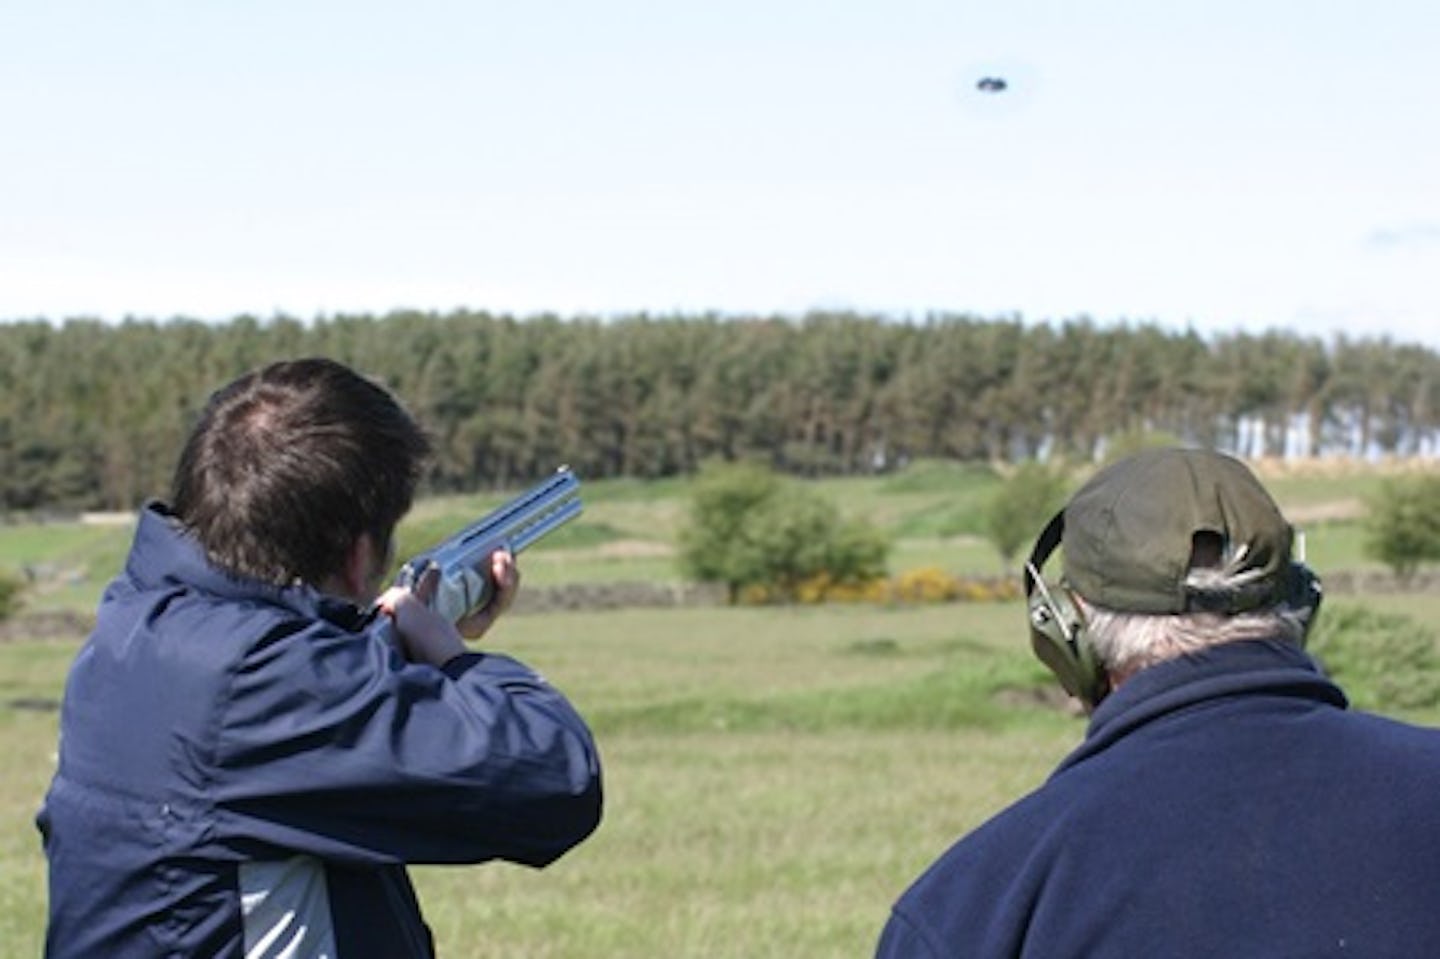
[395,466,583,623]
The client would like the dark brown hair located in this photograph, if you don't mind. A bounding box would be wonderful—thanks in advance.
[171,358,431,586]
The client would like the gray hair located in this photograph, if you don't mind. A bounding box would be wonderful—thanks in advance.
[1080,566,1309,678]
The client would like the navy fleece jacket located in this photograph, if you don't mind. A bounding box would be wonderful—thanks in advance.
[878,639,1440,958]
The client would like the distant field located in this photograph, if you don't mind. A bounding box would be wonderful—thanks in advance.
[0,457,1398,618]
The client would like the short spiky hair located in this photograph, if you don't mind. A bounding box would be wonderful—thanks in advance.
[171,358,431,586]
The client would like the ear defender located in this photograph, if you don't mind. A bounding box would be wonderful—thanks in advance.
[1024,511,1110,709]
[1285,562,1324,646]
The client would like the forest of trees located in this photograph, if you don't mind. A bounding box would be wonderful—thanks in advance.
[1,310,1437,513]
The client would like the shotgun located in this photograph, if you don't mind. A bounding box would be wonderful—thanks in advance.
[395,467,582,622]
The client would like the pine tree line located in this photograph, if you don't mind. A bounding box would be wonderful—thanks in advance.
[1,311,1436,512]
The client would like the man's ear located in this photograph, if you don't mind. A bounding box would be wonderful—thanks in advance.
[337,534,378,601]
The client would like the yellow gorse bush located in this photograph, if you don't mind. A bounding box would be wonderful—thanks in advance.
[737,569,1022,606]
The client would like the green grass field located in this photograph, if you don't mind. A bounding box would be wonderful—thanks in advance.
[2,461,1437,955]
[5,593,1440,957]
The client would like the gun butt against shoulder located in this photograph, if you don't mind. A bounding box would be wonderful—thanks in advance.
[395,467,583,622]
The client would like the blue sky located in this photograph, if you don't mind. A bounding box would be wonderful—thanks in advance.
[3,1,1438,347]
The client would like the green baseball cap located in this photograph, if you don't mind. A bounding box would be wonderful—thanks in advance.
[1061,448,1294,614]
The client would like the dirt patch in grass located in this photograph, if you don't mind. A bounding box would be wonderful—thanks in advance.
[0,611,91,643]
[992,684,1085,716]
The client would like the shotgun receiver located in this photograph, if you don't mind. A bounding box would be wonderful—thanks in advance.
[395,467,583,623]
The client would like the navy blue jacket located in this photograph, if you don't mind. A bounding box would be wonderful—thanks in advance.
[878,639,1440,957]
[38,504,603,957]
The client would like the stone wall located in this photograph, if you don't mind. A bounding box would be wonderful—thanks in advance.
[513,581,727,613]
[1318,570,1440,596]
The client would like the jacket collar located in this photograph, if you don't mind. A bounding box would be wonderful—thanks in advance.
[1054,639,1348,776]
[127,501,371,629]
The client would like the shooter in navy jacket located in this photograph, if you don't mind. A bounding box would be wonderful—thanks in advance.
[38,504,602,957]
[37,358,602,958]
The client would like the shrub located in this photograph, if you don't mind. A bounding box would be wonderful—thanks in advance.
[0,570,23,622]
[984,460,1068,568]
[1309,604,1440,711]
[954,576,1023,603]
[679,461,891,604]
[678,462,783,603]
[1099,429,1184,465]
[1364,473,1440,581]
[891,567,960,603]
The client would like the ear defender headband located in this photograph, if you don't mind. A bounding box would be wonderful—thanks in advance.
[1024,510,1110,709]
[1282,552,1324,646]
